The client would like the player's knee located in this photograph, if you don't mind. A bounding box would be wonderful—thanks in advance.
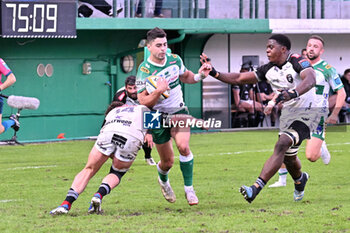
[274,138,292,154]
[109,165,127,182]
[305,151,318,162]
[162,159,174,170]
[177,143,190,156]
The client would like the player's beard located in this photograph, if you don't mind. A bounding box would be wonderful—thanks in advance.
[128,92,137,100]
[307,52,318,61]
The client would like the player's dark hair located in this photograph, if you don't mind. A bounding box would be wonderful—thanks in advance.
[269,34,291,50]
[309,35,325,46]
[344,68,350,76]
[105,101,124,116]
[301,48,306,54]
[147,27,167,44]
[125,75,136,86]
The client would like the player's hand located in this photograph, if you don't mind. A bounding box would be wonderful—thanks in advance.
[200,53,211,65]
[144,134,154,148]
[198,62,212,78]
[156,77,170,93]
[326,113,338,124]
[200,53,220,78]
[275,89,299,104]
[264,105,273,115]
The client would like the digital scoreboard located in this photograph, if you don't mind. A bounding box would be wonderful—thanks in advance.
[0,0,76,38]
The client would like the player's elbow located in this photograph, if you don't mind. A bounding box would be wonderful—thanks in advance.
[9,73,16,85]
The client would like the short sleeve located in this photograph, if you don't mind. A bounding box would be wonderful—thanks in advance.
[255,63,273,82]
[0,58,12,77]
[328,67,344,92]
[289,54,313,74]
[136,63,149,93]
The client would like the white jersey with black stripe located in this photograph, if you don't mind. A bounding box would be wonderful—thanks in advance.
[255,53,317,110]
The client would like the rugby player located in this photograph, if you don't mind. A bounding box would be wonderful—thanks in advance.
[202,34,319,202]
[50,102,153,215]
[136,27,211,205]
[269,35,346,187]
[113,75,156,166]
[0,58,19,134]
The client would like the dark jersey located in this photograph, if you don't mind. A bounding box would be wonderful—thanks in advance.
[341,77,350,103]
[255,81,273,104]
[233,84,253,101]
[113,89,127,103]
[113,87,138,105]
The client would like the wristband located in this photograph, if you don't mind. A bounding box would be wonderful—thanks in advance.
[267,100,276,107]
[287,89,299,99]
[194,73,206,82]
[209,67,220,78]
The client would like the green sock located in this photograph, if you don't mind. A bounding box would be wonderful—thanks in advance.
[157,165,168,182]
[180,159,193,186]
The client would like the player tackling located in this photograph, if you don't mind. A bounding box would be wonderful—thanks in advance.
[50,102,153,215]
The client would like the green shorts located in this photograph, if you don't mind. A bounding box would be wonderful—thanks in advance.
[152,108,189,144]
[311,116,326,141]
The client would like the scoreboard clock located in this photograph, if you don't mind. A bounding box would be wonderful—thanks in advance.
[0,0,76,38]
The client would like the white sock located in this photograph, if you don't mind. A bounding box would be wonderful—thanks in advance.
[184,185,194,192]
[278,168,288,183]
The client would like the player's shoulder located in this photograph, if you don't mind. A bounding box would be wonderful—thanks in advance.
[137,61,151,77]
[167,53,183,63]
[318,60,335,70]
[288,53,312,70]
[316,60,337,76]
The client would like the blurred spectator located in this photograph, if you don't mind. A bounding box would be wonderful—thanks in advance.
[341,69,350,104]
[136,0,163,18]
[232,64,264,127]
[301,48,307,58]
[328,69,349,123]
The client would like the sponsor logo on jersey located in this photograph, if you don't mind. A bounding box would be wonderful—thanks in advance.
[286,74,293,83]
[140,67,150,74]
[298,59,311,69]
[334,77,342,85]
[169,61,177,64]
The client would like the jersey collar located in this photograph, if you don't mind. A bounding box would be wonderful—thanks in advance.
[147,55,168,67]
[312,59,324,67]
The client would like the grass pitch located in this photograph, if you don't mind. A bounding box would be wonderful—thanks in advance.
[0,128,349,232]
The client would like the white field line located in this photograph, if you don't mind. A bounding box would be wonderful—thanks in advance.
[0,199,22,203]
[6,165,57,171]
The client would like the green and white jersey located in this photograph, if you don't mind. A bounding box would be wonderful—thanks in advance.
[313,60,343,115]
[136,53,187,114]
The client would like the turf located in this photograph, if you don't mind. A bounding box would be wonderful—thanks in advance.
[0,127,349,232]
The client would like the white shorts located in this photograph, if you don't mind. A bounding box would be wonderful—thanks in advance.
[279,107,321,145]
[94,131,143,162]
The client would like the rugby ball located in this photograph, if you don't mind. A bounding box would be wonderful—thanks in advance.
[145,75,170,100]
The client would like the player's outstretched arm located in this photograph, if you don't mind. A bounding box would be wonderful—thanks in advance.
[199,53,257,85]
[179,62,211,84]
